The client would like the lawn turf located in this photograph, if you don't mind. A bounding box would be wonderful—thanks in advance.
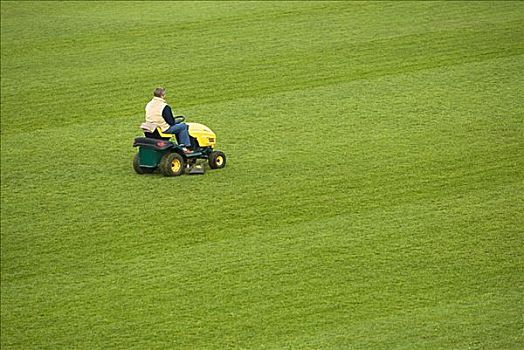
[1,1,523,349]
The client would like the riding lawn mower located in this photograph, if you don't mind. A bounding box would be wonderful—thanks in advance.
[133,116,226,176]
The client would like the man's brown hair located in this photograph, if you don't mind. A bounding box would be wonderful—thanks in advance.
[153,87,166,97]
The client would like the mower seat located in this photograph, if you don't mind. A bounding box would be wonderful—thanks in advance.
[156,128,175,138]
[140,122,174,140]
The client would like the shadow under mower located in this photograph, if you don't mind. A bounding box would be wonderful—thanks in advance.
[133,117,226,176]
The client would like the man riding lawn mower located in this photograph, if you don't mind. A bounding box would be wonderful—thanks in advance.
[133,87,226,176]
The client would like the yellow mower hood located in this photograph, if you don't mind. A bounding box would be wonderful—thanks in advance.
[187,122,216,148]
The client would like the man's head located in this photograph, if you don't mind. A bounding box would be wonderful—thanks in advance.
[153,87,166,99]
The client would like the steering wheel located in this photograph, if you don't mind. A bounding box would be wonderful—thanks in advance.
[174,115,186,124]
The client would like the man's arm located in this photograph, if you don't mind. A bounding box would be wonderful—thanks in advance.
[162,105,176,125]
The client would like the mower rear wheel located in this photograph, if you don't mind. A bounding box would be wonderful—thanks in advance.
[133,153,155,174]
[209,151,226,169]
[160,152,185,177]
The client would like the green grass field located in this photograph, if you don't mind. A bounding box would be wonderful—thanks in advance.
[1,1,523,349]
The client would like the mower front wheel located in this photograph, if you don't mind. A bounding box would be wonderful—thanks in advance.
[160,152,185,177]
[209,151,226,169]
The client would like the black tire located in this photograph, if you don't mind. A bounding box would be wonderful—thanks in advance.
[159,152,185,176]
[209,151,226,169]
[133,153,155,174]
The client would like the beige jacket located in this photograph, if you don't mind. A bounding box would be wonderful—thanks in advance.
[145,97,170,131]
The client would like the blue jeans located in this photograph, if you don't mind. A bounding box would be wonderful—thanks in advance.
[165,123,191,147]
